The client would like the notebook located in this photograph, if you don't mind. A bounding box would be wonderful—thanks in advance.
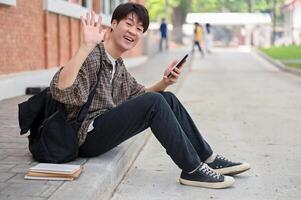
[24,163,82,181]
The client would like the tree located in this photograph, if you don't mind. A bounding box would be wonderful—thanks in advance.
[169,0,191,43]
[146,0,169,21]
[146,0,191,44]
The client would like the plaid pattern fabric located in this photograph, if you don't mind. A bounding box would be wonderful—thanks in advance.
[50,42,146,146]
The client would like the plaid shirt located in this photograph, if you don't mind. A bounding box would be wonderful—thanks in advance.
[50,43,146,146]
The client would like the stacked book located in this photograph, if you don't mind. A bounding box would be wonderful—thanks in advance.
[24,163,82,181]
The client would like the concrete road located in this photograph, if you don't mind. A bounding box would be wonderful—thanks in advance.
[111,48,301,200]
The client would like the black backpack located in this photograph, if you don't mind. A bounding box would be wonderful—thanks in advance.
[18,71,100,163]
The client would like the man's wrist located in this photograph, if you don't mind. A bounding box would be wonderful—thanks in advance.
[162,78,170,87]
[79,44,95,55]
[161,79,170,89]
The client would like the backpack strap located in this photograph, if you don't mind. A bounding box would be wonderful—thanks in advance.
[75,61,102,123]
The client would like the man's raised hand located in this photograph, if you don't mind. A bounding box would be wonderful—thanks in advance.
[80,11,106,50]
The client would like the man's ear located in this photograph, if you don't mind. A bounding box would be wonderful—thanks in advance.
[111,19,118,30]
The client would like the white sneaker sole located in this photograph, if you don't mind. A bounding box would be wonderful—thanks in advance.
[215,163,251,176]
[179,176,235,189]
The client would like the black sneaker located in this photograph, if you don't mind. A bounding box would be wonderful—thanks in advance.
[179,163,234,189]
[207,154,250,176]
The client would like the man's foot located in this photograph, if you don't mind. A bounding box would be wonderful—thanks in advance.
[179,163,234,189]
[207,154,250,176]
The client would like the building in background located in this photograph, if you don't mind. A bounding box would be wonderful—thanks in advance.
[0,0,145,75]
[282,0,301,45]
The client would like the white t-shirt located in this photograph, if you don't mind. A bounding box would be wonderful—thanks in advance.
[105,50,117,84]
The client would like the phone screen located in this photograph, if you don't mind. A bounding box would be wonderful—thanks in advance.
[167,53,189,77]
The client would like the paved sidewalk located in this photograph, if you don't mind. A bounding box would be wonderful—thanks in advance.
[0,48,191,200]
[111,49,301,200]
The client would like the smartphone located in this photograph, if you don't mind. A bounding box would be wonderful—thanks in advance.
[167,53,189,77]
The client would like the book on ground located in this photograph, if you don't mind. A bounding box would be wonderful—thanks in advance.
[24,163,82,181]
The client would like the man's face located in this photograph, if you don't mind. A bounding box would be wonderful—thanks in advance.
[111,13,144,52]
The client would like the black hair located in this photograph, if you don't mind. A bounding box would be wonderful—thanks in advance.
[206,23,211,34]
[111,3,149,33]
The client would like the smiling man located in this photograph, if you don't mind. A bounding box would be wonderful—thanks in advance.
[50,3,250,189]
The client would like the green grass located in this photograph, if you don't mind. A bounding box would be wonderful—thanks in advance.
[286,63,301,69]
[259,45,301,70]
[260,45,301,60]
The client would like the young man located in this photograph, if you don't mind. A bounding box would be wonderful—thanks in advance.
[50,3,250,189]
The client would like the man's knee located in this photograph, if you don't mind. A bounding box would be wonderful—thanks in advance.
[160,91,178,104]
[144,92,166,105]
[162,91,175,97]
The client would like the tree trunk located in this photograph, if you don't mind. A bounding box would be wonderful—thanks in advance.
[271,0,277,45]
[172,6,185,44]
[247,0,253,12]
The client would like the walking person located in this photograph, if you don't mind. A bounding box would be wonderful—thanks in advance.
[205,23,213,54]
[50,3,250,189]
[159,18,168,51]
[192,22,205,57]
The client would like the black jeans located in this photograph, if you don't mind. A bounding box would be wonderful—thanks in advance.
[159,37,168,51]
[78,92,213,173]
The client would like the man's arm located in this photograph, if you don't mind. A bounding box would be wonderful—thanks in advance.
[146,79,168,92]
[146,64,182,92]
[57,12,106,90]
[58,46,93,89]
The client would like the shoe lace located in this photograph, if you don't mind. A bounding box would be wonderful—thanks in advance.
[217,154,232,163]
[199,164,221,179]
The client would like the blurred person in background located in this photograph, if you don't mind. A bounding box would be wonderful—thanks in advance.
[205,23,213,54]
[192,22,205,57]
[159,18,168,51]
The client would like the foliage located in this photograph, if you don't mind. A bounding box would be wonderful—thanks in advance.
[169,0,191,12]
[146,0,169,21]
[146,0,191,22]
[190,0,284,13]
[146,0,286,22]
[286,63,301,69]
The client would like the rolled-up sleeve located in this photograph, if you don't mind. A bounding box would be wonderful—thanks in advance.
[126,71,146,98]
[50,59,93,106]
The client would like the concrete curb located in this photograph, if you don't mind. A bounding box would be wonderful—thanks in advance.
[254,48,301,76]
[49,132,151,200]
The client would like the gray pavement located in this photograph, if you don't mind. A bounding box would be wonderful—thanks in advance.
[111,49,301,200]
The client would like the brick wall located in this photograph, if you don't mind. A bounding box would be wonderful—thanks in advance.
[44,12,81,69]
[0,0,146,75]
[0,0,45,74]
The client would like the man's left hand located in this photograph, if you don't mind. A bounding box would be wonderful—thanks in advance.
[163,60,184,86]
